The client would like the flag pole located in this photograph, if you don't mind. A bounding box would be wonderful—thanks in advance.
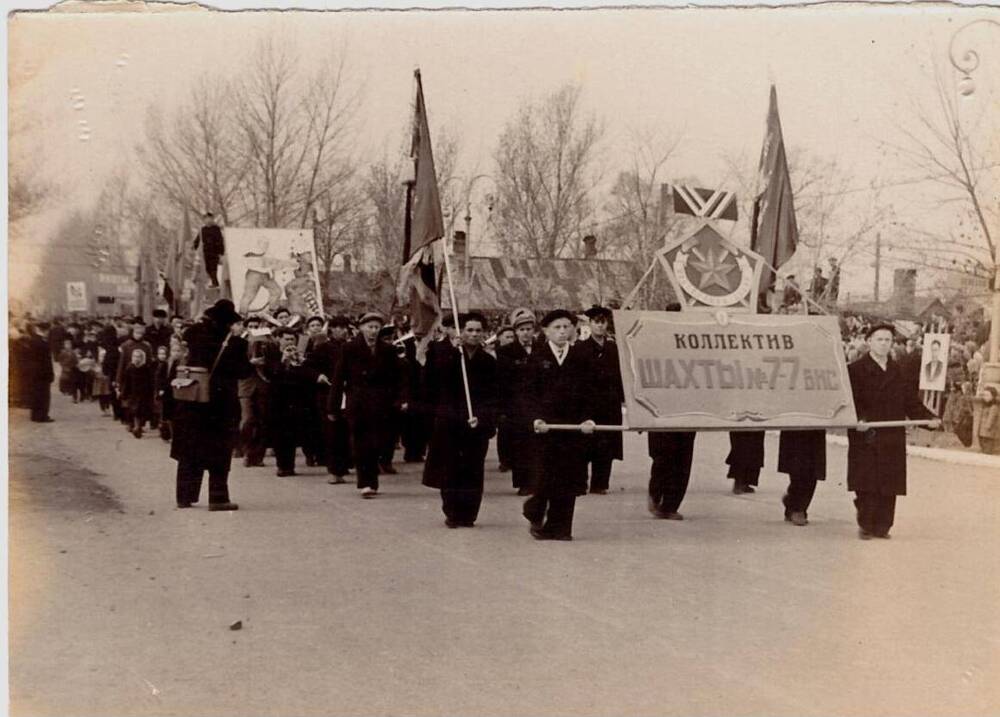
[441,241,475,421]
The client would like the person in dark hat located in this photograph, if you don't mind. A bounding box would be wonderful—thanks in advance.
[238,314,279,467]
[847,323,939,539]
[146,309,173,354]
[193,212,225,288]
[576,306,624,495]
[422,311,498,527]
[327,311,406,498]
[497,307,539,494]
[299,315,330,467]
[170,299,251,510]
[522,309,596,541]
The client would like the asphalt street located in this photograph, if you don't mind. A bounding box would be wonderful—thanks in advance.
[8,391,1000,717]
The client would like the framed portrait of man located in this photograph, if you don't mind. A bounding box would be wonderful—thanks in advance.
[919,333,951,392]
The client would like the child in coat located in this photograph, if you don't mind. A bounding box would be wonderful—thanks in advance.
[121,348,155,438]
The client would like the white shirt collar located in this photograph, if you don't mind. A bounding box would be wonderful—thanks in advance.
[549,341,568,365]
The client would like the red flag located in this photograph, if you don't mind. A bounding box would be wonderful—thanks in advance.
[751,85,798,297]
[398,69,443,341]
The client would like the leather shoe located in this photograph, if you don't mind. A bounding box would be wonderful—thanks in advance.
[208,502,239,512]
[327,476,347,484]
[276,470,296,477]
[445,520,460,529]
[858,529,873,540]
[875,532,891,539]
[789,512,809,526]
[176,502,193,509]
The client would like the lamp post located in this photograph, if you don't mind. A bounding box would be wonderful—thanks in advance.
[948,18,1000,369]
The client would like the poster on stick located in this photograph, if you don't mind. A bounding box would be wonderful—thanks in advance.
[613,310,857,430]
[66,281,88,312]
[224,228,323,317]
[918,333,950,392]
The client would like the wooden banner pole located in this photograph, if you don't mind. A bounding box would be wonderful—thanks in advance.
[535,419,939,433]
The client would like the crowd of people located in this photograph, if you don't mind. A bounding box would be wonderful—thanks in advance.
[12,295,978,541]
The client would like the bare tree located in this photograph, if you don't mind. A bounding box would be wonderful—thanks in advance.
[884,62,998,283]
[493,84,604,258]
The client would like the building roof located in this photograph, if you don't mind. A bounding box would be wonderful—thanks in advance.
[451,255,650,311]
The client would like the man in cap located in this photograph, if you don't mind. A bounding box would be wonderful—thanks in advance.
[265,326,319,477]
[146,309,173,353]
[422,312,498,528]
[576,306,624,494]
[523,309,596,541]
[314,315,352,482]
[497,307,539,494]
[192,212,225,288]
[328,311,406,498]
[239,314,279,467]
[847,323,939,539]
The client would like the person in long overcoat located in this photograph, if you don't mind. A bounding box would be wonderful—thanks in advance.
[847,323,938,538]
[522,310,596,541]
[170,300,251,510]
[726,431,764,493]
[24,322,55,422]
[496,308,539,495]
[576,306,624,495]
[777,430,826,525]
[307,315,352,481]
[327,312,405,498]
[422,312,498,527]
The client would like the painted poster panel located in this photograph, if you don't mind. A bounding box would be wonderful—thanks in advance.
[66,281,88,312]
[224,228,323,317]
[613,310,857,430]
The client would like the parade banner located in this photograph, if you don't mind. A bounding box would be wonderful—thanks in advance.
[224,228,323,317]
[613,310,857,430]
[66,281,88,312]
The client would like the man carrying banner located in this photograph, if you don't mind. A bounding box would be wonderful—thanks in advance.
[848,324,939,539]
[422,312,498,528]
[524,310,596,541]
[576,305,624,495]
[777,430,826,526]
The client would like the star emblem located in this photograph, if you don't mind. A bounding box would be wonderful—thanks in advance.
[687,246,738,292]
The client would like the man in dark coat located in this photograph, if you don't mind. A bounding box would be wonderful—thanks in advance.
[496,308,539,495]
[577,306,624,495]
[847,323,938,539]
[239,316,279,467]
[308,315,352,482]
[777,430,826,526]
[422,312,498,528]
[115,320,154,387]
[726,431,764,494]
[648,432,697,520]
[145,309,173,353]
[523,309,596,541]
[192,212,225,288]
[266,327,319,477]
[300,315,332,467]
[327,312,405,498]
[400,330,430,464]
[170,299,251,510]
[24,322,55,422]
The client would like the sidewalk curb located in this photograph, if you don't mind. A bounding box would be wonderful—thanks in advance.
[826,434,1000,469]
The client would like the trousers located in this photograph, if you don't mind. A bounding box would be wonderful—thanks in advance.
[523,495,576,538]
[29,382,52,421]
[783,473,818,517]
[648,432,696,513]
[176,459,231,505]
[440,434,490,524]
[854,491,897,535]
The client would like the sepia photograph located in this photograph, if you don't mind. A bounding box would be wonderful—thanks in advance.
[5,1,1000,715]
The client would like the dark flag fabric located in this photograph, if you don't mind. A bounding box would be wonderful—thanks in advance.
[397,69,443,342]
[750,85,799,297]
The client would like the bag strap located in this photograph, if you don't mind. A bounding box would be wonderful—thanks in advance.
[208,335,231,380]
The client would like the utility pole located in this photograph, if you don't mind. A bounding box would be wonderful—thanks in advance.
[873,232,881,302]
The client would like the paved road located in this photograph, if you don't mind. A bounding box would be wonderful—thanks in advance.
[8,392,1000,716]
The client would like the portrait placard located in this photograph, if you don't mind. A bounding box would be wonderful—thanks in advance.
[919,333,951,392]
[224,228,323,318]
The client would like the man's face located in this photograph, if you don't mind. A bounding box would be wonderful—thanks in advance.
[307,320,324,336]
[153,316,165,327]
[275,311,291,325]
[590,317,609,339]
[330,326,348,341]
[545,318,574,346]
[360,321,381,343]
[279,334,296,351]
[868,329,894,359]
[461,320,484,348]
[132,325,145,340]
[171,318,184,332]
[515,323,535,345]
[205,215,217,227]
[498,330,515,347]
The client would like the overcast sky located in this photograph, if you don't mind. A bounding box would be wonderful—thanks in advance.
[7,2,1000,302]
